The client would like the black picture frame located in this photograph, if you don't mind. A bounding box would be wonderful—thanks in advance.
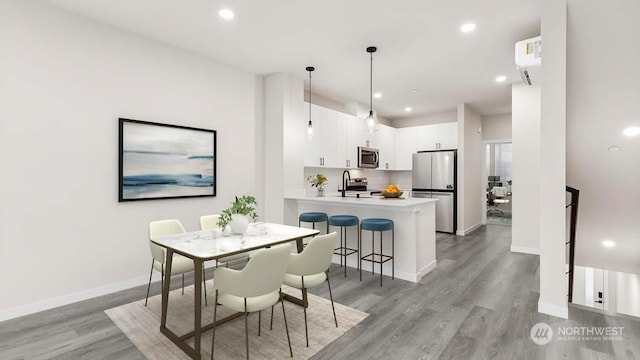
[118,118,217,202]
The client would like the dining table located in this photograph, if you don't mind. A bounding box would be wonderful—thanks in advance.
[150,222,319,360]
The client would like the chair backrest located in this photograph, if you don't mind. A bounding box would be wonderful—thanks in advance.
[149,219,186,264]
[492,186,507,197]
[199,214,220,230]
[287,232,337,276]
[231,244,291,298]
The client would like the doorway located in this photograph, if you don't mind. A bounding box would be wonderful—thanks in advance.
[484,142,512,226]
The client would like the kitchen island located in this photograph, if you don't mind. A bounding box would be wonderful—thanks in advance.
[284,195,438,283]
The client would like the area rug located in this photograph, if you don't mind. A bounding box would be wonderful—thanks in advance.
[105,280,368,359]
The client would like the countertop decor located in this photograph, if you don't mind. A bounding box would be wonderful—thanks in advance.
[307,173,328,196]
[217,195,258,234]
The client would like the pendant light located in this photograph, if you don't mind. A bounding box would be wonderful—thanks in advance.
[306,66,315,140]
[365,46,380,133]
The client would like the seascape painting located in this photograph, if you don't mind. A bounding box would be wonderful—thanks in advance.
[118,118,216,201]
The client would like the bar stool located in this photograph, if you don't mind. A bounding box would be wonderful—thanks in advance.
[299,212,329,248]
[298,212,329,234]
[328,215,359,277]
[359,218,394,286]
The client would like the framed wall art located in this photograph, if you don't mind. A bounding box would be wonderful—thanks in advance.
[118,118,216,202]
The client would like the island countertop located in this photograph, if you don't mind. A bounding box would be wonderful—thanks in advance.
[285,194,438,209]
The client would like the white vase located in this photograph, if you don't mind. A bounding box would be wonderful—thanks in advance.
[229,214,250,235]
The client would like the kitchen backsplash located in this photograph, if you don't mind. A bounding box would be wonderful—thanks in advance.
[304,167,412,195]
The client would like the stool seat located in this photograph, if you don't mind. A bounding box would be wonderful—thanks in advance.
[329,215,359,227]
[361,218,394,232]
[299,212,329,223]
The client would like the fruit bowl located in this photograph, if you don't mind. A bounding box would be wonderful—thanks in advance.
[381,189,403,198]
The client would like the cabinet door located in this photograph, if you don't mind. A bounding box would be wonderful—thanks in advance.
[343,113,359,168]
[378,124,396,170]
[395,127,417,170]
[437,122,458,150]
[319,107,338,167]
[303,103,323,166]
[416,124,438,151]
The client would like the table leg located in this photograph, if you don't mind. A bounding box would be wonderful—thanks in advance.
[160,249,173,329]
[193,258,203,360]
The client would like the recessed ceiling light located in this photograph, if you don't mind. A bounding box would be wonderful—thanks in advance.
[404,107,412,112]
[218,8,235,20]
[410,89,418,93]
[602,240,615,248]
[495,75,507,83]
[460,23,476,33]
[623,126,640,136]
[608,146,620,152]
[374,92,382,99]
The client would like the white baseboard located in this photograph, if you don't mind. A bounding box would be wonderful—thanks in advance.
[0,275,150,322]
[416,260,438,281]
[330,256,436,283]
[0,263,222,322]
[510,245,540,255]
[538,300,569,319]
[456,221,482,236]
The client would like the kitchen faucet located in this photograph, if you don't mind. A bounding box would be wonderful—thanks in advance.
[341,170,351,197]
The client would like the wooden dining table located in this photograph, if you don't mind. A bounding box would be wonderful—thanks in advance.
[150,222,319,360]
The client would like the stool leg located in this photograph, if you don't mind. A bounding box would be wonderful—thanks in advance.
[371,231,375,275]
[379,231,383,286]
[326,221,329,235]
[343,226,347,277]
[392,228,395,280]
[359,227,362,281]
[340,227,344,268]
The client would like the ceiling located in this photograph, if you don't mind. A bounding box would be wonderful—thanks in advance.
[43,0,541,120]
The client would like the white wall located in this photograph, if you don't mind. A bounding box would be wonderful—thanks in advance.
[457,104,483,235]
[392,110,457,128]
[566,0,640,274]
[481,113,512,141]
[0,1,256,317]
[538,0,568,319]
[511,83,541,254]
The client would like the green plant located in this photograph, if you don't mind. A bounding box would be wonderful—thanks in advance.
[307,173,328,188]
[217,195,258,229]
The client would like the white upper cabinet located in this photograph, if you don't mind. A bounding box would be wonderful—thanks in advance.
[437,122,458,150]
[416,123,458,151]
[304,103,337,167]
[378,124,396,170]
[336,112,358,168]
[303,102,456,170]
[395,127,417,170]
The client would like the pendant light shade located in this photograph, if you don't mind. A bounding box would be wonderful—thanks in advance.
[365,46,380,133]
[306,66,315,140]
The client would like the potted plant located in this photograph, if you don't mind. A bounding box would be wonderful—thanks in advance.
[307,173,328,196]
[217,195,258,234]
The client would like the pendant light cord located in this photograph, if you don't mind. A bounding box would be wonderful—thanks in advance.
[370,50,373,113]
[309,70,312,121]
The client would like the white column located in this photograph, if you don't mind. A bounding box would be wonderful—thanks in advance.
[538,0,568,319]
[262,73,305,224]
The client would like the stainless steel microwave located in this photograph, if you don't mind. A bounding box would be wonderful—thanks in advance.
[357,146,379,168]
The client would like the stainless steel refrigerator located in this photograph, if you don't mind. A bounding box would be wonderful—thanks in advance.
[412,150,457,233]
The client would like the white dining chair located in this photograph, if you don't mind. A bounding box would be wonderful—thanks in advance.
[211,244,293,359]
[281,232,339,347]
[199,214,250,267]
[146,219,207,306]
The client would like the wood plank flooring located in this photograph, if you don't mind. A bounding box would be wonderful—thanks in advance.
[1,225,638,359]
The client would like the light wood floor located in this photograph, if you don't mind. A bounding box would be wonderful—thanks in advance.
[1,225,638,359]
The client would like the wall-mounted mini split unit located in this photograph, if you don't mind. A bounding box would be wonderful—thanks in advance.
[515,36,541,86]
